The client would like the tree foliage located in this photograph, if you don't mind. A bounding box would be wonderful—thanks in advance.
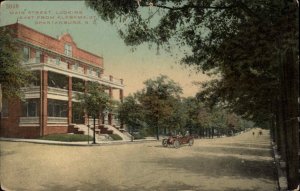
[0,28,33,99]
[86,0,298,124]
[136,75,182,139]
[118,94,145,133]
[76,82,112,118]
[87,1,299,187]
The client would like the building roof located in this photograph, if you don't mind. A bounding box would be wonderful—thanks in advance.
[5,23,103,67]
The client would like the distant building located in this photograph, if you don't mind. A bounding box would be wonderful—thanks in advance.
[0,23,124,138]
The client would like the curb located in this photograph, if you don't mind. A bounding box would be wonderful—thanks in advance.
[0,137,158,147]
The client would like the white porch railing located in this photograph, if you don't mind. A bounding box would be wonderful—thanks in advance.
[72,91,84,100]
[72,66,84,75]
[101,75,110,81]
[21,86,40,94]
[48,87,68,97]
[19,117,39,125]
[113,78,122,84]
[47,58,68,70]
[48,117,68,124]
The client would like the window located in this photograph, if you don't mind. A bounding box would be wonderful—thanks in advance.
[64,44,72,56]
[35,51,40,63]
[56,57,60,65]
[48,99,67,117]
[89,67,93,75]
[72,77,85,92]
[2,100,9,117]
[48,71,68,89]
[23,47,30,62]
[22,99,39,117]
[96,69,100,77]
[30,71,40,86]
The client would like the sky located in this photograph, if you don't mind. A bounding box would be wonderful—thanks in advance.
[0,1,211,97]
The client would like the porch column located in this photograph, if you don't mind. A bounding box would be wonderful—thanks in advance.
[109,87,113,98]
[119,89,124,103]
[68,76,72,124]
[84,80,88,124]
[119,89,124,129]
[40,70,48,136]
[108,113,112,125]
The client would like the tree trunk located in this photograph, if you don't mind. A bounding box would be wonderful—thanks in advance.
[278,97,287,160]
[282,47,299,189]
[156,125,159,140]
[93,116,96,144]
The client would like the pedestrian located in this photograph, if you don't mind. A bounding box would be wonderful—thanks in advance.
[252,132,255,136]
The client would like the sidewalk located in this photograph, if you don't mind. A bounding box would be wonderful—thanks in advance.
[0,137,158,146]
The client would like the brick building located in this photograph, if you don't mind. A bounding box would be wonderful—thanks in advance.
[0,23,124,138]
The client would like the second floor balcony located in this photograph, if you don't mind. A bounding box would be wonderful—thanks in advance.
[22,57,124,89]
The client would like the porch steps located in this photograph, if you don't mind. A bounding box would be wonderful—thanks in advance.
[74,124,110,141]
[72,124,132,141]
[102,124,132,141]
[99,125,113,134]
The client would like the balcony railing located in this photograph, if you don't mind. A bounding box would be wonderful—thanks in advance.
[21,86,41,99]
[47,58,68,70]
[101,75,110,81]
[72,66,84,75]
[22,57,124,87]
[48,87,68,97]
[100,75,123,85]
[48,117,68,124]
[72,91,83,100]
[19,117,39,125]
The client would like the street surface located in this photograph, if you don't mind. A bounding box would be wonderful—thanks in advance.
[0,128,277,191]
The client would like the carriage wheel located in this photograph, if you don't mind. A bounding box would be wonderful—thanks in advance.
[162,139,168,147]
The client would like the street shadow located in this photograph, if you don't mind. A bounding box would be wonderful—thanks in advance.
[0,150,16,157]
[144,155,277,181]
[220,143,271,149]
[40,180,120,191]
[194,146,272,157]
[122,181,198,191]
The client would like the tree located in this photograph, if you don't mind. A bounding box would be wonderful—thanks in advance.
[76,82,112,144]
[0,27,33,100]
[118,94,145,134]
[136,75,182,140]
[181,97,204,136]
[86,0,299,187]
[0,27,34,135]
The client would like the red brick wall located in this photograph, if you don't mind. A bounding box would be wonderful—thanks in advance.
[6,23,103,67]
[0,100,40,138]
[44,126,69,135]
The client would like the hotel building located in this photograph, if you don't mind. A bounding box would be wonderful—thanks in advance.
[0,23,124,138]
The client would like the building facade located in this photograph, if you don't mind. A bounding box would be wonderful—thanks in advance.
[0,23,124,138]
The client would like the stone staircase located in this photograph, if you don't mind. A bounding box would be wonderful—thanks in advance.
[70,124,132,141]
[74,124,111,141]
[102,124,132,141]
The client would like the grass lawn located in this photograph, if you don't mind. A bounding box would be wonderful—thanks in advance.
[38,134,93,142]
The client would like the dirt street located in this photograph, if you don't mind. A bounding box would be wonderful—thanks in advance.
[0,128,277,191]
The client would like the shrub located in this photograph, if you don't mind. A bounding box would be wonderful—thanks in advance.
[38,134,93,142]
[133,133,145,140]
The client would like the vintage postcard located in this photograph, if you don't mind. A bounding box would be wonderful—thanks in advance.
[0,1,298,191]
